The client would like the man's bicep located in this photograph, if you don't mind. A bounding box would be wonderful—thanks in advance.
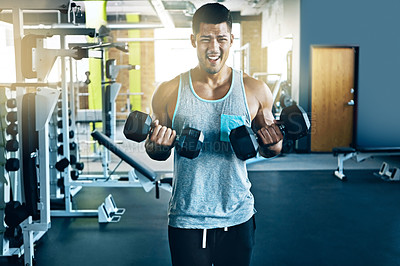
[151,84,171,126]
[252,83,275,129]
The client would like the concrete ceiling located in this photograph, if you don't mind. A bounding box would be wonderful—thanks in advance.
[99,0,268,16]
[77,0,268,26]
[0,0,268,27]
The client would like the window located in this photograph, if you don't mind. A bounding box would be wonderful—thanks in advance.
[154,23,241,83]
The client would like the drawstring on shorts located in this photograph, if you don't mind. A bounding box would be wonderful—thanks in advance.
[201,227,229,249]
[202,229,207,248]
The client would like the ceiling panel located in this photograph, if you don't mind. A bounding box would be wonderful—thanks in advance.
[76,0,268,17]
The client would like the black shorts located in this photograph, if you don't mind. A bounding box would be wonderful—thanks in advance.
[168,216,256,266]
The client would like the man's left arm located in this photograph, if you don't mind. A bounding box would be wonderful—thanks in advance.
[247,78,283,158]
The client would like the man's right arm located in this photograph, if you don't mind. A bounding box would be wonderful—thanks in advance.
[145,77,179,161]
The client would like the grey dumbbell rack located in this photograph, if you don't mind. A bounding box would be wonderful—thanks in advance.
[0,83,60,266]
[49,41,158,220]
[0,87,16,261]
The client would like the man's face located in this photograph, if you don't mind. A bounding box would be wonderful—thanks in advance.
[191,22,233,74]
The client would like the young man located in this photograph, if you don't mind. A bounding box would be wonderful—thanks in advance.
[145,3,283,266]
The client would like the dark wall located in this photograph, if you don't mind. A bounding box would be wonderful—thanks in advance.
[299,0,400,149]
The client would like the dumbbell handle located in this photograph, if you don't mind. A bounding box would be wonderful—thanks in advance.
[251,120,305,145]
[148,123,176,147]
[149,126,204,159]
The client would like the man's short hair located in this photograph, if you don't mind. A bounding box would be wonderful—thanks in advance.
[192,3,232,35]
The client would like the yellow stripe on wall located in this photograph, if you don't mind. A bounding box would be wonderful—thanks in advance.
[85,1,107,110]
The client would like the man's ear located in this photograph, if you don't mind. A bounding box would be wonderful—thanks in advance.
[191,34,196,48]
[230,34,234,47]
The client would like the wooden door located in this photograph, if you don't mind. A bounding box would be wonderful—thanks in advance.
[311,47,355,152]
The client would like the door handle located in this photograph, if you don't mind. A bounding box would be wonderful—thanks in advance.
[347,99,354,106]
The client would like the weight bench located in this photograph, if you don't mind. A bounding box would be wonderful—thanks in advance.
[91,130,156,182]
[333,147,400,181]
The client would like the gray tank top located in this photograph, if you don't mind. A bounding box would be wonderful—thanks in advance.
[169,68,256,229]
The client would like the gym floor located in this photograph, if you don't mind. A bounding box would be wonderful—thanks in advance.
[2,126,400,266]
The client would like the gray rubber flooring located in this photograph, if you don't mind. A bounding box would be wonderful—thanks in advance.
[2,166,400,266]
[2,123,400,265]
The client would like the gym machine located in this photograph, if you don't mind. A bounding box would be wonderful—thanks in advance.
[1,0,169,263]
[103,58,139,141]
[2,27,86,265]
[38,27,171,221]
[0,0,76,264]
[19,23,153,221]
[332,147,400,181]
[1,83,60,266]
[15,35,166,223]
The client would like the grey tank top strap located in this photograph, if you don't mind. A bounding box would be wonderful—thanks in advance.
[169,68,255,229]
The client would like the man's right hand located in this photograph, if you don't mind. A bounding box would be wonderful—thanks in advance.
[145,120,176,161]
[149,120,177,148]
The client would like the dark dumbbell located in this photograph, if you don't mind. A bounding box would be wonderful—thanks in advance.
[57,109,72,117]
[57,145,63,155]
[123,111,152,142]
[5,158,20,172]
[58,131,75,142]
[229,104,310,160]
[6,139,19,152]
[123,110,204,159]
[70,155,77,164]
[84,71,91,85]
[6,111,17,123]
[57,177,64,188]
[70,142,77,150]
[6,98,17,109]
[55,158,70,172]
[4,201,29,227]
[71,170,79,180]
[57,177,66,194]
[4,225,23,248]
[57,142,77,155]
[175,128,204,159]
[6,123,18,136]
[75,162,84,171]
[57,119,72,128]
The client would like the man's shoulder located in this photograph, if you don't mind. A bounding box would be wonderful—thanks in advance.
[158,74,181,90]
[152,74,182,112]
[242,72,270,95]
[154,74,181,98]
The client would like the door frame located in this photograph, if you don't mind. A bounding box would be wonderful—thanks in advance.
[309,44,360,151]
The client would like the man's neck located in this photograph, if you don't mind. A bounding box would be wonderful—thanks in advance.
[190,65,233,100]
[192,65,232,87]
